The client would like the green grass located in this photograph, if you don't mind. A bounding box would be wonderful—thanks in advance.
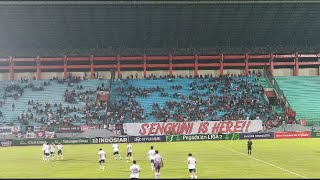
[1,139,319,178]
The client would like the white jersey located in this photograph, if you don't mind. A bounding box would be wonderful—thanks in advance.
[44,144,50,153]
[148,149,156,160]
[42,144,46,151]
[99,150,106,160]
[187,157,196,169]
[49,145,55,152]
[127,144,133,153]
[154,154,162,163]
[57,144,63,150]
[112,144,119,152]
[129,164,141,178]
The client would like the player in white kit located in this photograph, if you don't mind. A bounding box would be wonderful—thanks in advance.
[187,153,197,179]
[42,142,47,160]
[147,146,156,171]
[98,148,106,170]
[126,143,133,162]
[129,160,141,179]
[153,150,163,179]
[43,143,50,161]
[112,143,122,160]
[57,143,63,160]
[49,143,55,160]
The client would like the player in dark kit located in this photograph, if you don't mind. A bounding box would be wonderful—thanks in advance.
[247,139,253,155]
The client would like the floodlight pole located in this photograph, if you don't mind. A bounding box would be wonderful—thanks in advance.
[169,53,173,77]
[36,56,41,80]
[294,52,299,76]
[220,53,224,75]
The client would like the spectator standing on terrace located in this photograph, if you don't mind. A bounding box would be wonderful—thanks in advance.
[12,103,15,111]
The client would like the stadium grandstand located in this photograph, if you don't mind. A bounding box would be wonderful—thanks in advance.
[0,0,320,178]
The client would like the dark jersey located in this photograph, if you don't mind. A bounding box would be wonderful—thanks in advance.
[247,140,253,148]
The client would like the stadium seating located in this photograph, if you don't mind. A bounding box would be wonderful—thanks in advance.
[111,75,276,124]
[0,79,109,128]
[275,76,320,125]
[0,75,285,128]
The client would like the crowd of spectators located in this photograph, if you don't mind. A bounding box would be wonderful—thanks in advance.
[111,72,288,127]
[0,71,290,130]
[115,84,164,98]
[0,74,108,128]
[107,98,145,124]
[19,95,107,126]
[2,78,50,102]
[121,70,262,81]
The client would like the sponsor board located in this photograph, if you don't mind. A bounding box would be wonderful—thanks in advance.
[274,132,311,139]
[124,120,263,136]
[239,132,274,140]
[224,133,239,140]
[13,138,91,146]
[60,138,91,144]
[311,132,320,138]
[0,140,13,147]
[129,135,165,143]
[166,134,225,142]
[91,137,128,144]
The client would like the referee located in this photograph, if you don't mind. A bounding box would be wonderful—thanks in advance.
[247,139,253,155]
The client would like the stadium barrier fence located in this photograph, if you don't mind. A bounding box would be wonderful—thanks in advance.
[311,132,320,138]
[0,139,13,147]
[3,131,319,147]
[13,138,91,146]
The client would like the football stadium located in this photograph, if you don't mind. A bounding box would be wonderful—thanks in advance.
[0,0,320,179]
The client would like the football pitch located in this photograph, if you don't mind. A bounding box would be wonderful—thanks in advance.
[0,139,319,179]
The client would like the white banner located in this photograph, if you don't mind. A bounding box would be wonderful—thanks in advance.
[45,131,55,139]
[25,132,35,138]
[124,120,263,136]
[0,126,20,135]
[34,126,42,132]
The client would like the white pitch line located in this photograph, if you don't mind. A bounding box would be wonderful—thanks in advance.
[217,144,308,179]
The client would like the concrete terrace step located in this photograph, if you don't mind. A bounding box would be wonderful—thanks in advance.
[275,76,320,122]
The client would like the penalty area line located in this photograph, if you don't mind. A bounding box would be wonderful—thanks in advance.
[217,144,308,179]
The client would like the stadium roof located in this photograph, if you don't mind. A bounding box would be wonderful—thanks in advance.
[0,0,319,56]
